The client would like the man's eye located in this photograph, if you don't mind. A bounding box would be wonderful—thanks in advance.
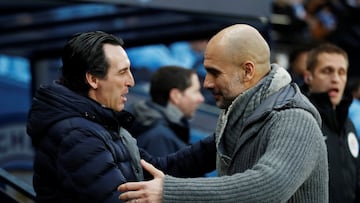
[338,69,346,75]
[323,68,331,74]
[119,69,127,74]
[207,69,219,76]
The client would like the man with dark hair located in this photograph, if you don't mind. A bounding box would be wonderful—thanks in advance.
[303,43,360,203]
[130,66,204,156]
[27,31,143,202]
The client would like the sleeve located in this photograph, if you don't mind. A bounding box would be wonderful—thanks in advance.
[139,131,180,157]
[140,133,216,178]
[161,109,328,202]
[57,128,128,203]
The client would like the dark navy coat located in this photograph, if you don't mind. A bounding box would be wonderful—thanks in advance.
[306,92,360,203]
[27,81,142,203]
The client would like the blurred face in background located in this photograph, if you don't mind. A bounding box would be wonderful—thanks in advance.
[306,52,348,108]
[292,51,308,77]
[171,73,204,118]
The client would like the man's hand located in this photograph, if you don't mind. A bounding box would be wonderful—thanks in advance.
[118,159,164,203]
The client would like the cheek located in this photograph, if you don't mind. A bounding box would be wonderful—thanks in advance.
[340,76,347,84]
[312,81,326,91]
[182,96,198,111]
[226,79,243,96]
[311,80,324,90]
[214,79,226,91]
[190,97,200,107]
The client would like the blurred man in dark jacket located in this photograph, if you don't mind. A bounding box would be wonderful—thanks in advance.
[303,43,360,203]
[130,66,204,156]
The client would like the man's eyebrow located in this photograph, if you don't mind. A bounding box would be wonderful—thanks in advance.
[119,66,129,71]
[115,67,126,74]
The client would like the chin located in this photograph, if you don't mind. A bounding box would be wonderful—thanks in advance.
[331,101,340,108]
[217,103,227,109]
[116,105,125,112]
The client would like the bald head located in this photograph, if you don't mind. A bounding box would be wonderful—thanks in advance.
[208,24,271,79]
[203,24,272,109]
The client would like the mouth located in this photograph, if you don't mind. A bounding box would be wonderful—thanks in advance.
[212,92,221,100]
[328,88,339,97]
[121,92,128,101]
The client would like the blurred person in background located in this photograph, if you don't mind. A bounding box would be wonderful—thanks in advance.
[303,42,360,203]
[305,0,360,77]
[130,65,204,156]
[288,43,314,86]
[272,0,311,42]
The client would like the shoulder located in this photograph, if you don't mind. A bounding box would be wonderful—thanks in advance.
[267,108,323,144]
[49,117,113,151]
[277,84,322,124]
[54,118,126,171]
[250,84,321,127]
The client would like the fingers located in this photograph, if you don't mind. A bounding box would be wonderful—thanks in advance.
[118,182,147,202]
[127,198,141,203]
[140,159,164,178]
[118,182,143,192]
[118,190,142,202]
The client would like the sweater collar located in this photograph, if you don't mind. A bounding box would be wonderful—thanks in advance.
[224,64,291,120]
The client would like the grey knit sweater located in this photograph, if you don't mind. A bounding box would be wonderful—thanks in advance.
[162,65,328,203]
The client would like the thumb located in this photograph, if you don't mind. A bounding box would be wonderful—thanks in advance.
[140,159,164,178]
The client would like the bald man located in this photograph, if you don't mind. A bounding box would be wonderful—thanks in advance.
[118,24,328,202]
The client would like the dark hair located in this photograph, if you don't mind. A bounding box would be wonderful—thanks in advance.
[150,66,195,106]
[60,31,124,95]
[289,43,315,67]
[306,43,348,72]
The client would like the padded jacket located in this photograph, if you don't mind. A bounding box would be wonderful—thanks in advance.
[27,81,143,203]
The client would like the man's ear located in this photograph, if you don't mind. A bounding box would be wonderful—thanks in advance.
[303,70,312,84]
[169,88,182,105]
[242,61,255,82]
[85,72,98,89]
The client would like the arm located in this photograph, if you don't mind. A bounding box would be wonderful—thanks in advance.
[160,109,327,202]
[121,109,327,202]
[140,133,216,177]
[139,132,182,157]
